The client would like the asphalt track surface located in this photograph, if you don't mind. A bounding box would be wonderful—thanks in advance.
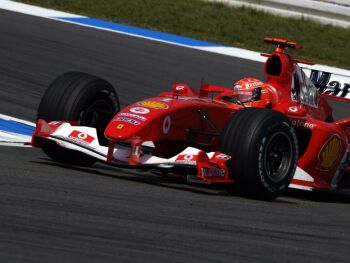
[1,9,350,263]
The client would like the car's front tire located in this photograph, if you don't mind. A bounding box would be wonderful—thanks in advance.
[37,72,120,166]
[219,108,298,200]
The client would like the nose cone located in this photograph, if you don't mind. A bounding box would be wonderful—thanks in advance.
[104,99,171,141]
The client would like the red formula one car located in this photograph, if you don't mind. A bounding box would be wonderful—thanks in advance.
[31,38,350,200]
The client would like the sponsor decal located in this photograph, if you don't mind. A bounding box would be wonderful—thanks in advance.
[129,107,150,115]
[161,98,173,102]
[139,101,168,109]
[305,69,350,99]
[118,112,147,121]
[177,154,195,160]
[176,154,196,164]
[234,78,263,90]
[117,124,124,129]
[201,168,226,178]
[175,85,185,91]
[244,82,263,89]
[162,116,171,134]
[318,136,344,170]
[289,106,298,112]
[291,119,314,129]
[68,130,95,144]
[116,117,140,125]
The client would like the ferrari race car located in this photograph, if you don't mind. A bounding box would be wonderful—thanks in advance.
[31,38,350,200]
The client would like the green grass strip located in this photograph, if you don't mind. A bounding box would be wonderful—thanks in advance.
[17,0,350,69]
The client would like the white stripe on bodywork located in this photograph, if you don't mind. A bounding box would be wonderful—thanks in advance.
[289,183,313,191]
[293,167,315,182]
[289,167,314,191]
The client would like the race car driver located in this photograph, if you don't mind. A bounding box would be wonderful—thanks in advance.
[232,78,271,108]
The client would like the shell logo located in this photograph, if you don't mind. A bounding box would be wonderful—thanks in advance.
[318,136,344,170]
[139,101,168,109]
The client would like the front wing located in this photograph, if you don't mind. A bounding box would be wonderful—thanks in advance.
[31,120,233,183]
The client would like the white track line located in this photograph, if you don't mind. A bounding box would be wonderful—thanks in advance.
[0,113,35,127]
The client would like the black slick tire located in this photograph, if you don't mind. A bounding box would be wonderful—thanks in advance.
[219,108,298,200]
[37,72,120,166]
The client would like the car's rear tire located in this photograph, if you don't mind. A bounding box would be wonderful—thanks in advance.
[219,108,298,200]
[37,72,120,166]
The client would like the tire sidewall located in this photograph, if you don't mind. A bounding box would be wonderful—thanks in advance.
[255,120,298,194]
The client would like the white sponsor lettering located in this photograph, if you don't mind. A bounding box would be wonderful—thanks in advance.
[201,168,226,178]
[116,117,141,125]
[244,82,263,89]
[119,113,147,121]
[291,119,314,129]
[176,85,185,91]
[129,107,150,114]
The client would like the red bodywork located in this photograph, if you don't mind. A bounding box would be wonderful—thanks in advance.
[33,38,350,191]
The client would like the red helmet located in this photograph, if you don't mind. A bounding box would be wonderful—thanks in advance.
[232,78,269,105]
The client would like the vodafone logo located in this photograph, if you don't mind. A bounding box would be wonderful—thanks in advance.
[183,154,193,160]
[69,130,95,144]
[289,106,298,112]
[176,154,197,163]
[78,133,88,139]
[129,107,150,114]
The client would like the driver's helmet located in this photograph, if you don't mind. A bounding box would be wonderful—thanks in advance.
[232,78,268,104]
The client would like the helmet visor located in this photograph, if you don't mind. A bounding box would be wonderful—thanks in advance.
[232,90,255,103]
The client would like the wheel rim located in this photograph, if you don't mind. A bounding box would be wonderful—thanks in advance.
[79,98,116,145]
[263,132,293,183]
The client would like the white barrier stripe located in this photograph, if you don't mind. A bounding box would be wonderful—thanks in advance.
[206,0,350,28]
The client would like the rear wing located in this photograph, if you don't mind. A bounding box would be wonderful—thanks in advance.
[302,68,350,102]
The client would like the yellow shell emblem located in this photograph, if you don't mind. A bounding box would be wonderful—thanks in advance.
[319,136,343,170]
[139,101,168,109]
